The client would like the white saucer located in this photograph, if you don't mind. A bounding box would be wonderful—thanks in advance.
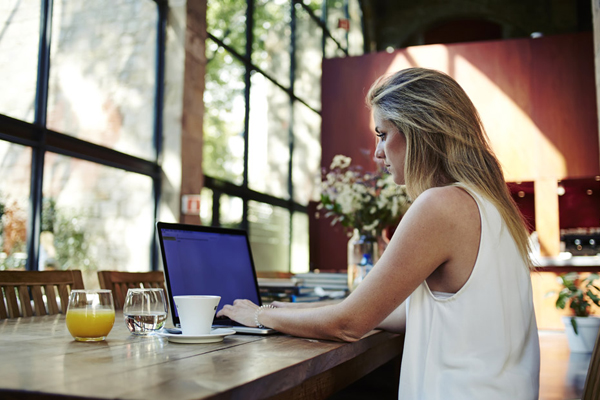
[157,328,236,344]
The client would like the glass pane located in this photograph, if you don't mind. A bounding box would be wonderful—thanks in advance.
[248,201,290,273]
[47,0,157,160]
[293,102,321,205]
[303,0,323,14]
[42,153,154,289]
[253,0,291,87]
[204,42,246,185]
[347,0,363,56]
[295,3,322,111]
[200,187,213,226]
[325,37,346,58]
[248,73,290,198]
[0,0,39,122]
[219,194,243,229]
[326,0,348,50]
[291,212,309,273]
[207,0,247,55]
[0,141,31,270]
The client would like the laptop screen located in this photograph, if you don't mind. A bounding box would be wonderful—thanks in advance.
[157,222,262,326]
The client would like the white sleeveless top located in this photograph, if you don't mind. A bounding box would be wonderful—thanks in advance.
[398,184,540,399]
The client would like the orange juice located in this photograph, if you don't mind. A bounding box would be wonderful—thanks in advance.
[66,308,115,340]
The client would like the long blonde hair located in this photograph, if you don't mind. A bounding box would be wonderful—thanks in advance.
[367,67,533,269]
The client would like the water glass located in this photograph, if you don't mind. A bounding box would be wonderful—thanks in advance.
[66,290,115,342]
[123,288,168,335]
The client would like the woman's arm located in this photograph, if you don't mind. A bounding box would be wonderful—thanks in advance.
[270,299,341,309]
[218,187,475,341]
[376,301,406,333]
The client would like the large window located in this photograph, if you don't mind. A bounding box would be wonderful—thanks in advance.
[0,0,364,283]
[203,0,363,273]
[0,0,165,288]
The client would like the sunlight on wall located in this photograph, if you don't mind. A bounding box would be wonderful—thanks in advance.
[380,46,566,182]
[452,55,566,181]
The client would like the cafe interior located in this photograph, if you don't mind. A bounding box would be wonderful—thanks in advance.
[1,0,600,399]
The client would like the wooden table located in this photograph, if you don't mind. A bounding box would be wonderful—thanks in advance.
[0,313,404,400]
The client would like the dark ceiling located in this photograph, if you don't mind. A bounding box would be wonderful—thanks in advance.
[360,0,593,52]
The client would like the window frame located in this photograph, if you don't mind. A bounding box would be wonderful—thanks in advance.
[0,0,167,271]
[203,0,359,272]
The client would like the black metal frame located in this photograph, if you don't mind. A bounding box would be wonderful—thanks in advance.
[0,0,167,272]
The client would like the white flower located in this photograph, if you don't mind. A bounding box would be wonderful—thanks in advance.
[330,155,352,170]
[319,154,411,234]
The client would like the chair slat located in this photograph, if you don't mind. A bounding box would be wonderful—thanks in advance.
[57,284,70,314]
[45,284,60,314]
[71,270,84,289]
[17,285,33,317]
[114,283,127,309]
[0,288,8,319]
[31,286,46,316]
[4,286,20,318]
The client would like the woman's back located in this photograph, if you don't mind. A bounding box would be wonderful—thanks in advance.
[398,183,540,399]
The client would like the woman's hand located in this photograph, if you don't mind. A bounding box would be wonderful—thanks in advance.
[216,299,260,327]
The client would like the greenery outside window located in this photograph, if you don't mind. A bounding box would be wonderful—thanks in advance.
[0,0,165,290]
[203,0,364,273]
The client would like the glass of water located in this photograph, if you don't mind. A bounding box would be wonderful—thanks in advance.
[123,288,168,335]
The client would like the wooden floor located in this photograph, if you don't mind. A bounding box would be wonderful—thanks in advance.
[540,330,591,400]
[329,330,588,399]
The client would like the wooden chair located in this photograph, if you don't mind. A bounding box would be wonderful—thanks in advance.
[98,271,166,309]
[0,270,85,319]
[582,326,600,400]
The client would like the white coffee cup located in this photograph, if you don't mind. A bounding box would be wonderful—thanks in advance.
[174,295,221,335]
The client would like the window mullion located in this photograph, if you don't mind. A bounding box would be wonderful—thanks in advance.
[26,0,53,271]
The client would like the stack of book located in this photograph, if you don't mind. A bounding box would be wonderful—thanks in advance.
[258,272,349,303]
[258,277,314,303]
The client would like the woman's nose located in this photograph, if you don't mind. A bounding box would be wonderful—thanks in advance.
[374,141,385,159]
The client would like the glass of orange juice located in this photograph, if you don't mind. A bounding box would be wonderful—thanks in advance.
[66,290,115,342]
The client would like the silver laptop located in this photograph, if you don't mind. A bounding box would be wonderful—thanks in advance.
[156,222,277,335]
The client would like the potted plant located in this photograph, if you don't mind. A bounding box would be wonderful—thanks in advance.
[552,272,600,353]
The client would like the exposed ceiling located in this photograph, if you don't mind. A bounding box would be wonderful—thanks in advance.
[360,0,593,52]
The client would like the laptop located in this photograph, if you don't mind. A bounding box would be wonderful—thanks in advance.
[156,222,277,335]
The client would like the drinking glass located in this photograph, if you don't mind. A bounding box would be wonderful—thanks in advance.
[123,288,168,335]
[66,290,115,342]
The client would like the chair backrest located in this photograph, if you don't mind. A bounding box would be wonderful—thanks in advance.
[98,270,166,309]
[582,325,600,400]
[0,270,85,319]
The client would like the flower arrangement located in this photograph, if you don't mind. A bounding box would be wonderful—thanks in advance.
[317,155,411,237]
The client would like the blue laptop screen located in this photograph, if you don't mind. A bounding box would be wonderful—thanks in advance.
[159,227,261,316]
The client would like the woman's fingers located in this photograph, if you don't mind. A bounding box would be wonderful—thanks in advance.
[216,299,259,326]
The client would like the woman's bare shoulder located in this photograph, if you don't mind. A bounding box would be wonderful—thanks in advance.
[411,185,476,215]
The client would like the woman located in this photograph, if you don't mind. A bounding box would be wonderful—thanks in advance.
[217,67,540,399]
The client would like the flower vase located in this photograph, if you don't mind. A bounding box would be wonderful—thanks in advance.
[347,229,380,292]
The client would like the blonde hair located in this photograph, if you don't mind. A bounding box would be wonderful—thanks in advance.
[367,68,533,269]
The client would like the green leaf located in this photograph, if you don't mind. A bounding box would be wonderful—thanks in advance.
[585,273,600,283]
[571,317,579,335]
[587,290,600,307]
[555,292,569,309]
